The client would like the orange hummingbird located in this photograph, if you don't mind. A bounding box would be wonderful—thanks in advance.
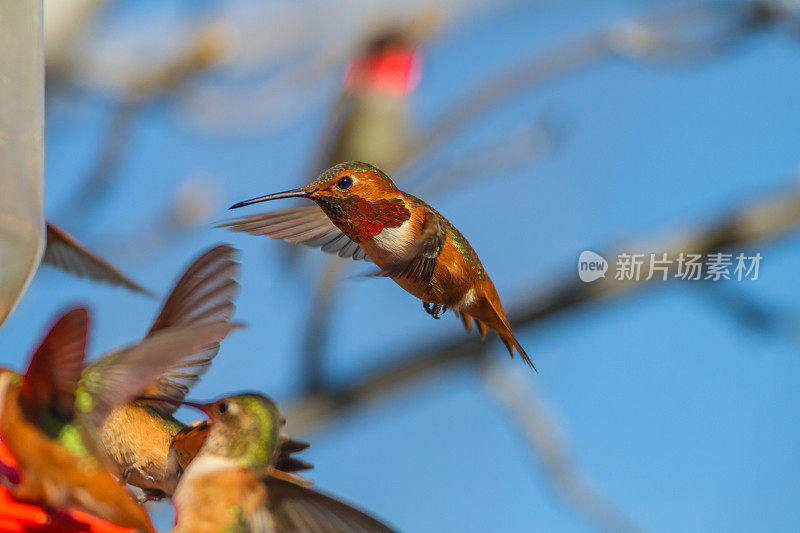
[93,244,241,501]
[93,244,311,502]
[0,307,240,531]
[223,160,534,370]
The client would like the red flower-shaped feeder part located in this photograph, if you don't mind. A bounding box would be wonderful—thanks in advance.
[0,440,136,533]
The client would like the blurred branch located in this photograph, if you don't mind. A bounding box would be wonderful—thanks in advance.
[695,283,800,341]
[480,361,642,533]
[401,0,791,170]
[402,32,608,168]
[57,27,226,230]
[405,112,564,198]
[301,259,347,393]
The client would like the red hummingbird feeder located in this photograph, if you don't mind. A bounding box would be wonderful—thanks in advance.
[0,440,136,533]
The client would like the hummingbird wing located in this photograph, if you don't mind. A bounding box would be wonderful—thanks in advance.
[43,222,154,296]
[261,477,397,533]
[219,205,371,261]
[78,321,242,434]
[374,208,444,283]
[140,244,240,417]
[19,308,89,422]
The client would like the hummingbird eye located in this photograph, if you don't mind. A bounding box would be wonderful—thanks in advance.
[336,176,353,190]
[217,402,228,414]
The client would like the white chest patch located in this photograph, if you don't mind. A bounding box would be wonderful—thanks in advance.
[371,218,414,256]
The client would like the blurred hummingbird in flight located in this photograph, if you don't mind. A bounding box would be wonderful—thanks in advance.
[223,161,534,370]
[0,307,239,531]
[167,393,395,533]
[94,244,241,501]
[93,244,311,501]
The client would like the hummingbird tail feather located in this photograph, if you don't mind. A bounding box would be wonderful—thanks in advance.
[457,311,473,333]
[480,288,536,372]
[500,332,537,373]
[475,319,488,338]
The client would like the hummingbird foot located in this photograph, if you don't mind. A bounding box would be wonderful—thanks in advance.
[423,302,447,319]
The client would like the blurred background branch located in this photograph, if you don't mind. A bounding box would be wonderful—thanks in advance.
[480,361,642,533]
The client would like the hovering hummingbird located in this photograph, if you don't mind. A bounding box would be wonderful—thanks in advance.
[168,393,395,533]
[223,161,534,370]
[93,244,240,501]
[0,307,239,531]
[93,244,309,503]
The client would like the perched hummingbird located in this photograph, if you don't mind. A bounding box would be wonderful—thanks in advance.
[223,161,534,370]
[0,307,240,531]
[169,393,395,533]
[93,244,241,501]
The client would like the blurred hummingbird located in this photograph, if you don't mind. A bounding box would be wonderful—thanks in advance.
[307,23,426,178]
[0,307,240,531]
[223,161,534,370]
[168,393,395,533]
[92,244,240,501]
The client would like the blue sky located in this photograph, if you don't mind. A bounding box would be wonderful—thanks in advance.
[2,1,800,531]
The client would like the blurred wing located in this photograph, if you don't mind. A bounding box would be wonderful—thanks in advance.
[219,206,371,262]
[43,222,153,296]
[142,244,240,416]
[265,477,396,533]
[19,308,89,421]
[375,209,444,283]
[79,321,242,432]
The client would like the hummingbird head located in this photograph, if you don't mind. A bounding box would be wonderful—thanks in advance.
[185,393,281,469]
[230,161,411,242]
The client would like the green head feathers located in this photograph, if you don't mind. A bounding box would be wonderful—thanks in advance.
[201,393,281,469]
[309,160,395,188]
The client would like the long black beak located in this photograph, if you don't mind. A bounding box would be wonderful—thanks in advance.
[229,187,315,210]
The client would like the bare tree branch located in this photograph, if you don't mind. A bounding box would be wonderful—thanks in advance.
[480,361,642,533]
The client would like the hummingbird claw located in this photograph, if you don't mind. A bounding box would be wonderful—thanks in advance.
[423,302,447,319]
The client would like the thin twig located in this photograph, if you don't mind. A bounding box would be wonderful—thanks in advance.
[480,361,643,533]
